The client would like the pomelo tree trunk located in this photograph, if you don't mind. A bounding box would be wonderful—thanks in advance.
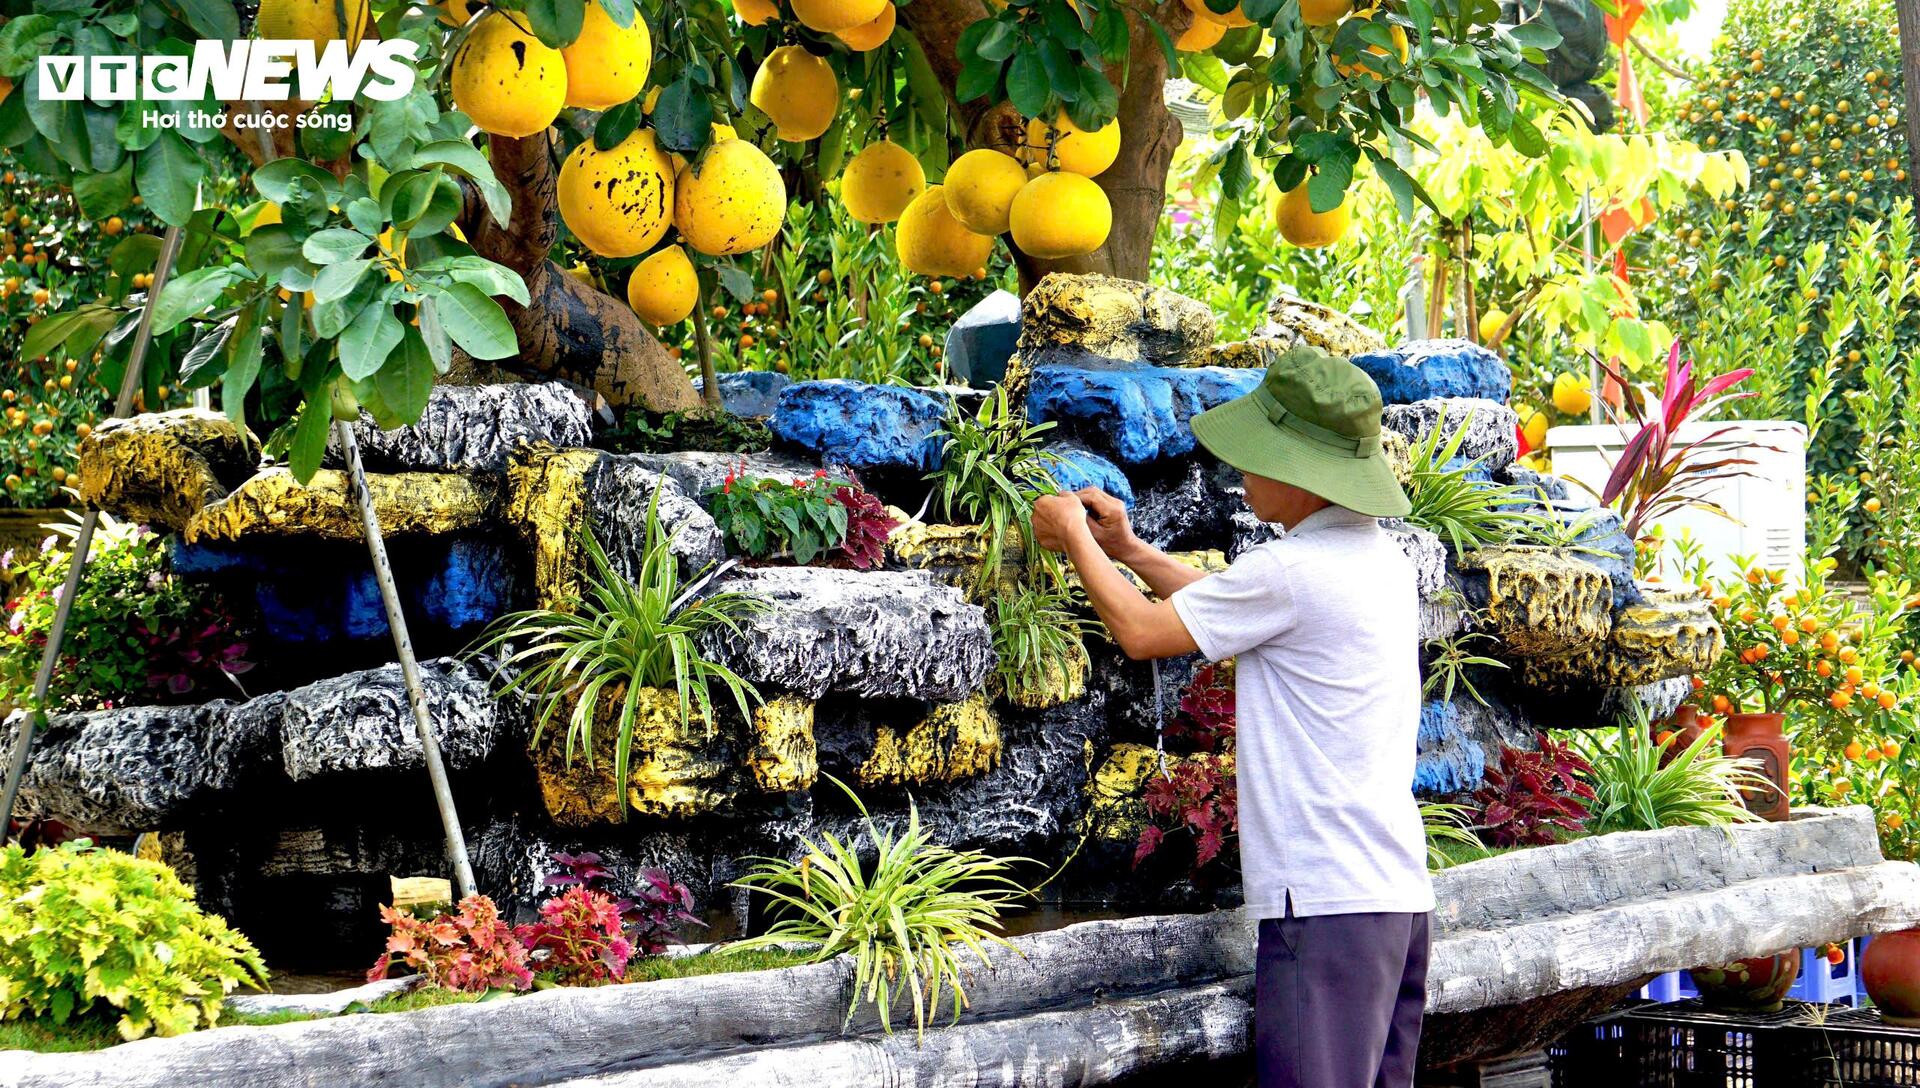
[900,0,1189,289]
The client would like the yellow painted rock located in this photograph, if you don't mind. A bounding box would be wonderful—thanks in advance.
[942,148,1028,236]
[834,2,896,50]
[1275,184,1350,248]
[1021,113,1121,178]
[626,244,699,326]
[857,694,1002,787]
[1009,171,1111,259]
[748,696,818,792]
[751,44,838,142]
[76,410,261,530]
[183,468,497,544]
[451,12,567,138]
[896,185,995,277]
[256,0,370,46]
[791,0,886,33]
[558,128,676,258]
[673,139,787,255]
[562,2,652,110]
[840,139,925,224]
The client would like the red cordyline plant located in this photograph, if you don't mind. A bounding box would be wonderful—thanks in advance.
[515,886,634,985]
[1594,342,1757,543]
[1471,736,1596,847]
[367,894,533,993]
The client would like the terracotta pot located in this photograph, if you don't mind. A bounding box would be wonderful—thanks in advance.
[1688,951,1801,1012]
[1862,929,1920,1025]
[1723,712,1791,821]
[1658,704,1707,767]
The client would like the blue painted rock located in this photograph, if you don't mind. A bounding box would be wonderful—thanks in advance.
[1042,441,1134,505]
[692,370,792,418]
[1414,700,1486,796]
[1023,362,1262,465]
[1352,339,1512,405]
[769,380,949,472]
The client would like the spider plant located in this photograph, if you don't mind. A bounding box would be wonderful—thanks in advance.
[1422,630,1509,708]
[470,481,766,811]
[991,582,1102,705]
[1402,413,1538,554]
[1568,704,1773,835]
[728,778,1030,1037]
[1422,802,1487,869]
[926,386,1060,594]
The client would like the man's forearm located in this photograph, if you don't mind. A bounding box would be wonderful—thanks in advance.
[1111,539,1208,599]
[1065,529,1200,660]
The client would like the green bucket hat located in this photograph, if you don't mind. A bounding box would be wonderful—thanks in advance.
[1190,343,1411,519]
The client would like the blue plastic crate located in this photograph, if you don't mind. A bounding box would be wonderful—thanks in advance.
[1637,971,1699,1003]
[1788,940,1861,1006]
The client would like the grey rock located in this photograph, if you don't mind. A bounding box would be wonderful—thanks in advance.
[1132,460,1243,554]
[945,289,1022,388]
[1228,509,1280,558]
[1382,397,1521,471]
[330,383,596,473]
[263,657,524,782]
[5,701,272,835]
[226,977,419,1018]
[1385,521,1465,641]
[700,567,992,702]
[576,454,728,578]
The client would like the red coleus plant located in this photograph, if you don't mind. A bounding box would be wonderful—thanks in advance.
[1471,735,1596,847]
[515,886,634,985]
[1166,663,1235,753]
[1595,342,1757,543]
[832,484,898,571]
[541,851,703,957]
[367,894,533,993]
[1135,757,1239,877]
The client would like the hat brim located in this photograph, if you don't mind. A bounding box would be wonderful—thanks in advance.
[1191,394,1412,519]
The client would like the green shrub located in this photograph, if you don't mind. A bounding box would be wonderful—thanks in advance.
[927,387,1060,594]
[990,582,1099,706]
[1569,711,1773,834]
[1402,414,1539,553]
[0,840,267,1040]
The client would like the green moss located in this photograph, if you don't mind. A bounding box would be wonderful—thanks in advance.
[623,947,816,982]
[0,1014,124,1053]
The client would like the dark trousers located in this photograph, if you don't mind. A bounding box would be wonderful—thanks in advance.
[1255,910,1431,1088]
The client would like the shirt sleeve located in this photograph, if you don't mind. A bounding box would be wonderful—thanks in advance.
[1169,546,1295,662]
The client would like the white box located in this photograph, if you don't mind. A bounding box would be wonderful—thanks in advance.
[1545,419,1808,582]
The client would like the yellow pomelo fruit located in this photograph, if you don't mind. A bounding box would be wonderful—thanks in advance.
[791,0,886,32]
[1334,8,1408,76]
[257,0,371,46]
[451,13,567,138]
[751,45,838,143]
[834,3,897,50]
[674,140,787,255]
[1176,17,1226,51]
[1275,185,1350,248]
[1181,0,1253,28]
[841,140,926,224]
[563,3,652,110]
[1021,114,1120,178]
[942,149,1028,236]
[558,129,676,258]
[896,186,995,277]
[1517,403,1549,450]
[1478,307,1508,343]
[1009,171,1111,259]
[627,245,699,325]
[735,0,780,25]
[438,0,475,27]
[1552,372,1593,416]
[1300,0,1352,26]
[0,77,12,106]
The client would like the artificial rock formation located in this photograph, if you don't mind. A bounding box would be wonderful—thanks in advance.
[1382,397,1521,471]
[1261,293,1390,358]
[1023,362,1262,464]
[746,696,818,793]
[328,382,598,473]
[700,566,993,702]
[76,409,261,529]
[855,694,1004,788]
[767,380,949,473]
[1013,272,1216,378]
[1458,546,1613,658]
[1352,338,1513,405]
[182,468,500,543]
[1523,584,1725,691]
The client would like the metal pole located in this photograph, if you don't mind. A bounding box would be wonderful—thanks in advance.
[2,224,186,838]
[335,422,477,898]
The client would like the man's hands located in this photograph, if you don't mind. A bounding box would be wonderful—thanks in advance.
[1032,488,1138,556]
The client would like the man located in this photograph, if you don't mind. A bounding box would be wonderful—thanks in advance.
[1029,344,1432,1088]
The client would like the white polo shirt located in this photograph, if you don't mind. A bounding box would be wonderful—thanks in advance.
[1170,505,1434,919]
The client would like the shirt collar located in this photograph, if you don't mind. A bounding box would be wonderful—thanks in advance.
[1283,505,1378,537]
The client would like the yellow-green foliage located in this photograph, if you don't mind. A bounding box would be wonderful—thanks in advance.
[0,840,267,1040]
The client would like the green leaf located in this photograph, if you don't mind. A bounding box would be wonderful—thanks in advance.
[254,157,339,206]
[407,140,512,227]
[1507,113,1548,158]
[339,303,406,381]
[288,391,333,484]
[955,59,1002,104]
[1005,50,1050,118]
[345,197,384,236]
[245,225,311,280]
[595,0,638,27]
[177,318,236,390]
[134,132,206,226]
[300,100,354,161]
[652,77,713,155]
[1091,7,1128,63]
[375,328,437,423]
[418,295,453,372]
[176,0,241,40]
[433,281,518,360]
[526,0,588,48]
[279,291,305,369]
[974,22,1019,63]
[0,16,58,79]
[1182,53,1229,95]
[303,228,375,265]
[312,258,374,305]
[72,160,132,219]
[152,267,238,335]
[717,265,754,304]
[224,299,266,426]
[594,100,641,151]
[1306,161,1351,213]
[21,309,87,361]
[413,255,530,305]
[108,234,163,279]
